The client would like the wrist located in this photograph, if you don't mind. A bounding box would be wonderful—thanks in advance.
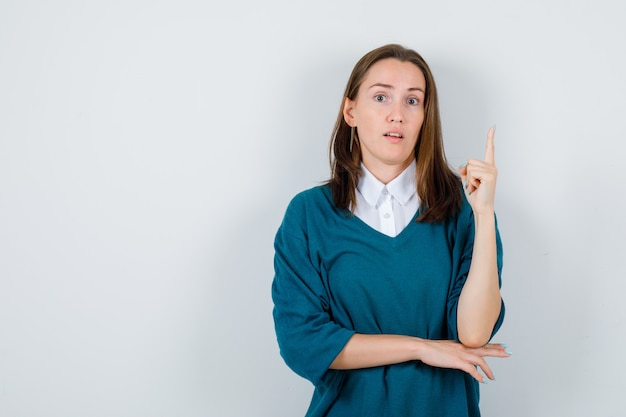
[473,211,495,226]
[410,337,427,361]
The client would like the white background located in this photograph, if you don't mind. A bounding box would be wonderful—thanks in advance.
[1,1,625,416]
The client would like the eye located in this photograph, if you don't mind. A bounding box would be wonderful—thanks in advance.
[374,94,387,102]
[407,97,419,106]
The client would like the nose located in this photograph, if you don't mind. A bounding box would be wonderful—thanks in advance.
[388,102,403,123]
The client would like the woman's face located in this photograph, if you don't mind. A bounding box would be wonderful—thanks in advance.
[343,58,426,183]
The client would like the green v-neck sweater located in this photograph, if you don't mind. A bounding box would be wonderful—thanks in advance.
[272,184,504,417]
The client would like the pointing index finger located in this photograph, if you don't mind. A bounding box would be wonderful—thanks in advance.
[484,125,496,166]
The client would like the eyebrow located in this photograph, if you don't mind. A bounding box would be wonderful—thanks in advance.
[368,83,425,93]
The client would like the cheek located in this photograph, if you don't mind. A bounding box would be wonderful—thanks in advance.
[414,113,425,131]
[411,113,425,130]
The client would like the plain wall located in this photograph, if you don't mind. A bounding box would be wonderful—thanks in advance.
[1,1,625,416]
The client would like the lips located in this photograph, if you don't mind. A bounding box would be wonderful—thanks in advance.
[384,131,404,143]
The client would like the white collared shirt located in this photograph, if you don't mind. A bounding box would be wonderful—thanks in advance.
[354,160,419,237]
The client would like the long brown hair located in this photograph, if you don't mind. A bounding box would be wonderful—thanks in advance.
[328,44,461,223]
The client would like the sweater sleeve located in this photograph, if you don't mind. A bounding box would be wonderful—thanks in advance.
[446,202,505,342]
[271,196,355,386]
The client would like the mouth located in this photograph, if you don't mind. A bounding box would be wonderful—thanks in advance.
[384,132,404,143]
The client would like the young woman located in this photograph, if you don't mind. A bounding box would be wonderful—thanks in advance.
[272,44,510,417]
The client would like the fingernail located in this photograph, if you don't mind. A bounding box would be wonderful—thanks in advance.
[463,180,467,189]
[500,343,509,348]
[482,378,488,384]
[505,349,513,355]
[493,124,497,132]
[460,162,467,168]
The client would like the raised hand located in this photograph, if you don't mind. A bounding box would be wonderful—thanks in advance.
[458,126,498,215]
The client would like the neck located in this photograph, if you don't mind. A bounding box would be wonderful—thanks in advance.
[362,160,412,185]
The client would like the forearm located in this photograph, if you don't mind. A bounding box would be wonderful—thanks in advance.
[457,212,502,347]
[329,333,422,370]
[329,332,510,384]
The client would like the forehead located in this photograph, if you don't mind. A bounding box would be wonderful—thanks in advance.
[362,58,426,90]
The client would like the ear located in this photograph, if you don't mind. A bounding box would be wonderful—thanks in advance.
[343,97,356,127]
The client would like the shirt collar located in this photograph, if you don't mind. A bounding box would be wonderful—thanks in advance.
[357,160,417,207]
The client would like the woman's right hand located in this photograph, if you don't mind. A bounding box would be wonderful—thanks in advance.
[416,339,511,383]
[329,334,510,383]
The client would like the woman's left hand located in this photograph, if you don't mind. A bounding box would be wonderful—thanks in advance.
[458,126,497,216]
